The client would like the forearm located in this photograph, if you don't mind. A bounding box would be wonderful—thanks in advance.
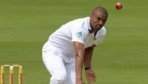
[84,46,96,83]
[73,42,85,81]
[84,46,94,69]
[76,52,84,80]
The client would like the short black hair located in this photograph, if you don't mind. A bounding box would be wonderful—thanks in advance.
[91,7,108,17]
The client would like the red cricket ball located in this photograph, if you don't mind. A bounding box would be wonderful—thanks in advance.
[115,2,122,10]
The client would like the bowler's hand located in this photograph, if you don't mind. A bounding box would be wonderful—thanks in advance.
[85,69,96,84]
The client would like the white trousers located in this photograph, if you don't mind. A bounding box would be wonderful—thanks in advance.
[42,43,76,84]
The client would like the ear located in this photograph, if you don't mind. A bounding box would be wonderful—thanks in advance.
[90,16,93,20]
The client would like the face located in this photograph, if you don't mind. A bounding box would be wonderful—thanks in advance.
[90,11,108,32]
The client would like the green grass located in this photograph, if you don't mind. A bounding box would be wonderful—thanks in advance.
[0,0,148,84]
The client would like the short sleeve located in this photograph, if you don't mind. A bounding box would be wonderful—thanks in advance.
[71,27,88,44]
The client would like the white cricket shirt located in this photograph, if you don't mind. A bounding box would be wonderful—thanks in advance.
[45,17,106,62]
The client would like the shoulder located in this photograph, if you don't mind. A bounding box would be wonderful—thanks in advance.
[67,17,88,24]
[97,26,106,35]
[71,17,89,31]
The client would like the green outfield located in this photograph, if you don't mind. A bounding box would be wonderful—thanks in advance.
[0,0,148,84]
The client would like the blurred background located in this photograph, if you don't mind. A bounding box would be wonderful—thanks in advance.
[0,0,148,84]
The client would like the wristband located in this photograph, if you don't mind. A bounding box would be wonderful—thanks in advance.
[85,67,90,70]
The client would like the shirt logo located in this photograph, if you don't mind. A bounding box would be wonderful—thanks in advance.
[76,32,82,38]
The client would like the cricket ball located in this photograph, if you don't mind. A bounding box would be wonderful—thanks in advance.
[115,2,122,10]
